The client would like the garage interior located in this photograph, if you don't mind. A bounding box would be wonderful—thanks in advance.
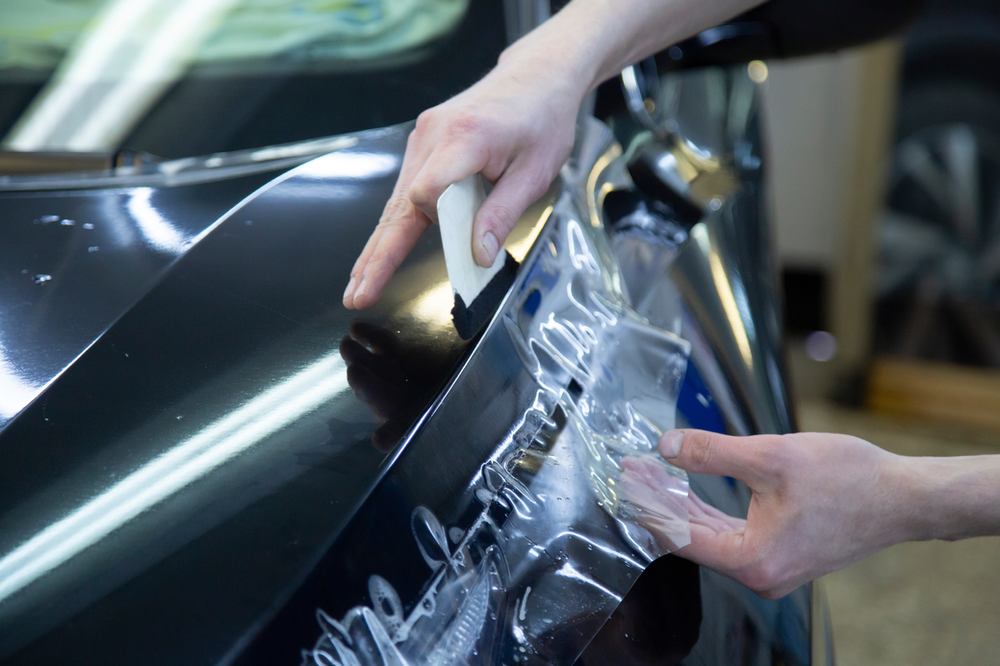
[764,1,1000,660]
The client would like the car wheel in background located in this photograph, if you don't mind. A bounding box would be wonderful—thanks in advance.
[876,79,1000,367]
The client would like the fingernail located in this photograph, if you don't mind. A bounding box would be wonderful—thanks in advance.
[343,276,357,303]
[354,276,368,302]
[660,430,684,458]
[480,231,499,266]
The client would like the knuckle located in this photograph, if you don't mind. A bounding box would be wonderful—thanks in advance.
[414,109,437,134]
[446,110,484,139]
[485,203,519,233]
[407,180,434,209]
[753,436,791,479]
[382,194,414,221]
[741,557,785,598]
[365,253,402,280]
[688,434,716,470]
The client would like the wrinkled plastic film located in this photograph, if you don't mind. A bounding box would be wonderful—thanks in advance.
[504,201,692,560]
[303,192,691,666]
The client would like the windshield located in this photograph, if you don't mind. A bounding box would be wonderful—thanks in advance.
[0,0,506,160]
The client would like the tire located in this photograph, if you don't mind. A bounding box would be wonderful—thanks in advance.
[875,79,1000,367]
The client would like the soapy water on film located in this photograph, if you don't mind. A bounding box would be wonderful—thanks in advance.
[304,196,692,665]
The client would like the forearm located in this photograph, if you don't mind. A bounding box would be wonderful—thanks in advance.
[345,0,766,308]
[896,454,1000,542]
[500,0,766,95]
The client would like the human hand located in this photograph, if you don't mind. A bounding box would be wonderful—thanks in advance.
[342,38,587,310]
[620,454,746,554]
[637,429,912,599]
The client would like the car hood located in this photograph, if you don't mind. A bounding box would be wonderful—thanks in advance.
[0,123,517,661]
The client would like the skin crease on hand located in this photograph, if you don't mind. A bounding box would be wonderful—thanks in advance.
[342,0,762,310]
[634,428,1000,599]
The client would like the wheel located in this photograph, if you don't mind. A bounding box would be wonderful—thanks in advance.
[875,80,1000,367]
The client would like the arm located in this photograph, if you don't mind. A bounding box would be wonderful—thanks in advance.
[645,429,1000,599]
[342,0,763,309]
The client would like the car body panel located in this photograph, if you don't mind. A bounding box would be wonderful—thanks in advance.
[0,125,487,663]
[0,94,817,664]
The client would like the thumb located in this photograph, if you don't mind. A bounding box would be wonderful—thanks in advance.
[659,429,780,490]
[472,166,550,267]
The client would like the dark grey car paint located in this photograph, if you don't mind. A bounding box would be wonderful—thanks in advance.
[0,105,813,664]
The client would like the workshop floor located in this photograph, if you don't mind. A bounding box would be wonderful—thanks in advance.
[798,400,1000,665]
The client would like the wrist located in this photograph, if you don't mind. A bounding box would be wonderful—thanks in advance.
[887,454,1000,543]
[883,455,942,543]
[497,16,601,100]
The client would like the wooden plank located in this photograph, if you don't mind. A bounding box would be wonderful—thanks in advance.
[868,356,1000,430]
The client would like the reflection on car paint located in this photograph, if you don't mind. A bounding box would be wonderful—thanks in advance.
[303,125,692,665]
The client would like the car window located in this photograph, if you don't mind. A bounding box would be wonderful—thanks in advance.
[0,0,507,159]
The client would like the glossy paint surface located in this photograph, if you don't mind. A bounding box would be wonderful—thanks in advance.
[0,168,280,426]
[0,125,477,663]
[0,71,815,666]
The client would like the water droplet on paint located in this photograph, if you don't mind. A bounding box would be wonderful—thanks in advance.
[33,274,51,284]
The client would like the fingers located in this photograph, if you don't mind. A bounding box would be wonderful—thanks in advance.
[618,453,780,594]
[676,523,750,574]
[344,125,436,310]
[344,114,496,307]
[344,193,432,309]
[407,132,491,224]
[687,492,746,532]
[659,429,782,490]
[471,160,550,267]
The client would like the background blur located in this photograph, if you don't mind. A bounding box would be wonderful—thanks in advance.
[761,0,1000,662]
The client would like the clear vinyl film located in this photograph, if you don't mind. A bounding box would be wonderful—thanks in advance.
[303,186,692,665]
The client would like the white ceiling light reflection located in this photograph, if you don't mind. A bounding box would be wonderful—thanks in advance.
[250,136,359,163]
[294,151,400,180]
[691,224,753,368]
[0,344,42,420]
[127,187,192,254]
[5,0,238,152]
[0,353,347,603]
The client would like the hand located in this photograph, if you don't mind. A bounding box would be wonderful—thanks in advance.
[641,429,911,599]
[340,0,766,310]
[342,36,587,310]
[620,454,746,554]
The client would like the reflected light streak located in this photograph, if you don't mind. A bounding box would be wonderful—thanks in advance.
[507,204,552,262]
[69,0,239,151]
[0,354,347,603]
[4,0,155,149]
[403,280,453,326]
[0,344,43,420]
[555,560,619,600]
[6,0,238,151]
[586,145,623,228]
[251,136,358,163]
[294,151,399,181]
[127,187,191,254]
[692,224,753,368]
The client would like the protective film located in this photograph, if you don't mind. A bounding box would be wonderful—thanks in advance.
[303,189,692,665]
